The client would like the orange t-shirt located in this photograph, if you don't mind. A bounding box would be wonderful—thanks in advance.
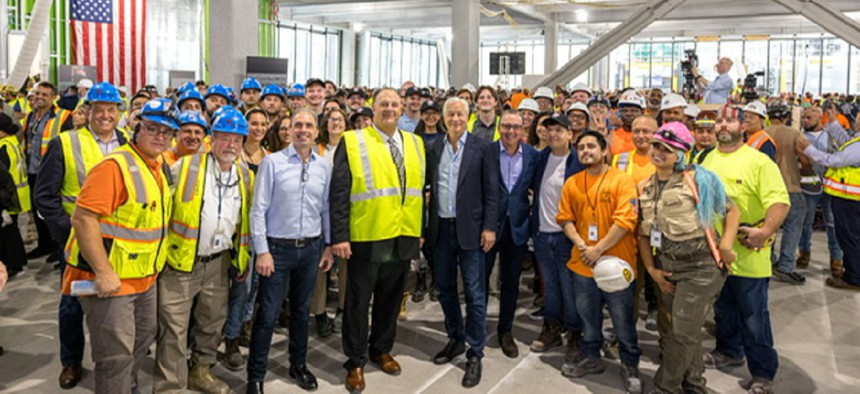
[61,143,164,296]
[610,128,635,156]
[556,167,639,278]
[822,113,850,130]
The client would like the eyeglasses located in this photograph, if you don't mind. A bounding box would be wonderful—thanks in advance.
[650,142,674,153]
[653,128,691,150]
[301,161,310,183]
[139,122,174,138]
[499,123,523,130]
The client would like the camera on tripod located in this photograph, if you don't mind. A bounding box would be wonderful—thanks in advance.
[742,71,765,102]
[681,50,698,98]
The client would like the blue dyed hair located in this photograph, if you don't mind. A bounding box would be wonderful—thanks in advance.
[674,151,726,227]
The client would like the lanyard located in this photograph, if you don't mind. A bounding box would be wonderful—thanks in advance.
[583,167,608,217]
[210,155,237,225]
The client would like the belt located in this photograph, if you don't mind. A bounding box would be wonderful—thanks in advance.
[269,236,321,248]
[196,251,225,263]
[658,249,712,262]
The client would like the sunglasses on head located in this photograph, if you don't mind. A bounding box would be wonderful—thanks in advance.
[654,128,691,151]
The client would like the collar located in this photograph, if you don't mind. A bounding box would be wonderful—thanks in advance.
[445,130,468,148]
[500,141,522,156]
[88,127,119,143]
[128,142,161,170]
[286,143,318,163]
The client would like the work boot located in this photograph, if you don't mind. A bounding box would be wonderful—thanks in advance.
[223,337,246,371]
[831,259,844,278]
[565,330,582,361]
[412,272,427,302]
[398,293,408,321]
[530,319,562,352]
[796,251,811,269]
[188,364,230,394]
[239,319,253,347]
[316,313,333,338]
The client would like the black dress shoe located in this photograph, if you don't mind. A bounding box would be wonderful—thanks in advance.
[433,339,465,365]
[462,356,482,388]
[26,247,50,260]
[246,381,264,394]
[46,250,59,263]
[289,365,318,391]
[499,331,519,358]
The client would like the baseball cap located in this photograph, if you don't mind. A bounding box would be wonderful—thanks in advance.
[420,100,441,113]
[651,121,693,152]
[305,78,325,89]
[350,106,374,123]
[404,87,422,97]
[348,87,367,99]
[716,104,745,121]
[541,113,571,129]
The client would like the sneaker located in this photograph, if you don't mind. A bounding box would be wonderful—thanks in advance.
[795,251,811,269]
[530,319,562,352]
[746,376,774,394]
[772,270,806,285]
[645,309,658,331]
[621,364,642,393]
[703,350,744,369]
[561,353,605,378]
[528,307,545,321]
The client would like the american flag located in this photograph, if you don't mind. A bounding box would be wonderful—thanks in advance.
[71,0,147,92]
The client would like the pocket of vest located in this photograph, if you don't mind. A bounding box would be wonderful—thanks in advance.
[108,242,155,279]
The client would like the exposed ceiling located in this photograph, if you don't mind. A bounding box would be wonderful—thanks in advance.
[278,0,860,43]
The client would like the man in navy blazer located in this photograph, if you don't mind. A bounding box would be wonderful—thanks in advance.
[424,97,499,388]
[485,110,538,359]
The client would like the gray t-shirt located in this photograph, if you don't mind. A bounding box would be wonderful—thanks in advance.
[539,152,567,233]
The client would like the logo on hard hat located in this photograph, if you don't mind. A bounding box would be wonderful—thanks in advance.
[623,268,633,282]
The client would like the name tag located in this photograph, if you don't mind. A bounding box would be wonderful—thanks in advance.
[650,230,663,249]
[588,224,599,242]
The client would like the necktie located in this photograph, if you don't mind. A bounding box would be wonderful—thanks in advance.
[388,138,405,196]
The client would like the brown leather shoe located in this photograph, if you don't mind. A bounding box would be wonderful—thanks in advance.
[370,353,401,375]
[345,367,365,392]
[831,259,845,278]
[59,364,82,389]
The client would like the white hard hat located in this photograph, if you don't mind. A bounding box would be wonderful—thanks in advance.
[592,256,635,293]
[533,86,554,100]
[518,98,540,113]
[461,83,477,94]
[565,102,591,120]
[660,93,687,111]
[617,91,646,109]
[684,104,701,118]
[743,101,767,118]
[570,82,592,96]
[77,78,94,89]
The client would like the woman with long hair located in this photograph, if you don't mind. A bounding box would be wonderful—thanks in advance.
[414,100,446,147]
[528,111,552,150]
[262,116,291,153]
[637,122,739,394]
[242,108,270,172]
[316,108,348,162]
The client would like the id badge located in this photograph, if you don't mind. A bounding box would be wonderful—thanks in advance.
[650,230,663,249]
[213,228,230,249]
[588,224,599,242]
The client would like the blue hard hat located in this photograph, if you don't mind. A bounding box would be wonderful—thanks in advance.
[177,82,195,95]
[210,106,248,136]
[261,84,284,100]
[225,86,238,104]
[177,90,208,112]
[206,84,232,102]
[85,82,123,104]
[241,78,262,92]
[287,83,305,98]
[137,98,179,130]
[177,110,209,133]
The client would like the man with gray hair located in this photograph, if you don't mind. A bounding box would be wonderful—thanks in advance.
[694,57,734,105]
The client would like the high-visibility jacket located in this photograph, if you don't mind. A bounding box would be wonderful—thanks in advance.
[166,153,253,273]
[65,144,172,279]
[0,134,30,213]
[342,127,425,241]
[467,115,500,141]
[611,150,637,175]
[59,128,130,215]
[746,130,776,151]
[23,105,72,156]
[823,136,860,201]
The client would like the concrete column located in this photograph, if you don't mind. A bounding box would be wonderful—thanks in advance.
[208,0,258,88]
[544,20,559,75]
[451,0,480,87]
[340,28,357,87]
[356,30,371,86]
[590,56,609,91]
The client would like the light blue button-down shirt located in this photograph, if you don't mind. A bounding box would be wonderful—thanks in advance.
[251,144,332,254]
[703,73,734,104]
[437,132,468,218]
[397,114,419,133]
[500,142,523,191]
[89,128,121,155]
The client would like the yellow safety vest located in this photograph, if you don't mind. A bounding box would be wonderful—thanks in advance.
[59,128,130,215]
[23,106,72,156]
[166,153,253,273]
[611,150,637,175]
[0,135,30,214]
[823,136,860,201]
[342,127,425,241]
[65,144,172,279]
[467,115,501,141]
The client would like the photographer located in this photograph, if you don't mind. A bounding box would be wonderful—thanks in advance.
[694,58,734,105]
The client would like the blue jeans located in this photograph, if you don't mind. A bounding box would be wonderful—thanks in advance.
[224,256,253,339]
[533,232,581,331]
[799,193,843,260]
[247,238,320,382]
[58,244,85,367]
[484,221,527,335]
[434,218,487,358]
[573,272,641,366]
[775,193,807,273]
[714,276,778,380]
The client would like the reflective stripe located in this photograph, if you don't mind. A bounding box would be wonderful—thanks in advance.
[749,132,770,150]
[100,222,165,242]
[354,130,376,192]
[114,151,148,204]
[614,152,630,171]
[800,176,820,184]
[16,181,27,189]
[350,186,422,203]
[239,234,250,246]
[238,162,251,194]
[61,195,77,204]
[69,132,87,188]
[824,177,860,196]
[183,154,203,202]
[170,220,199,239]
[405,132,425,172]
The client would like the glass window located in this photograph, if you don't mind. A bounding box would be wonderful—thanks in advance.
[769,40,794,94]
[796,38,822,95]
[630,43,651,88]
[673,41,695,92]
[851,46,860,94]
[310,31,326,80]
[609,43,630,90]
[821,38,848,94]
[278,27,295,81]
[696,41,719,81]
[294,29,309,84]
[650,42,673,90]
[326,32,340,83]
[369,36,380,88]
[743,40,768,94]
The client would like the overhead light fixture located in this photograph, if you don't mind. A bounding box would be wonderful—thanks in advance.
[575,9,588,23]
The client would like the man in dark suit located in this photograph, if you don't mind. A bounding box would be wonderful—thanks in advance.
[330,88,426,393]
[485,110,538,359]
[425,97,499,388]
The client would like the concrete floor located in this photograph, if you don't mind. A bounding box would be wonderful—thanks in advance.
[1,231,859,394]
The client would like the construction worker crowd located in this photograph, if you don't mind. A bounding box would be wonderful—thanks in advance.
[1,63,859,394]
